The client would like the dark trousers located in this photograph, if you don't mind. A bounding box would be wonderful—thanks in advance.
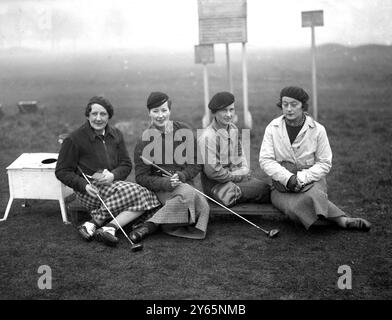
[236,177,271,204]
[201,172,271,205]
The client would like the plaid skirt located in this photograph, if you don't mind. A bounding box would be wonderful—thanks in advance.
[271,177,347,229]
[148,183,210,239]
[76,181,161,224]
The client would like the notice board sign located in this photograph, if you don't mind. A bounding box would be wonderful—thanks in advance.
[302,10,324,27]
[195,44,215,64]
[198,0,247,44]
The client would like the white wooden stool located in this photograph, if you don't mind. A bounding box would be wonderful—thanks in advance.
[1,153,74,224]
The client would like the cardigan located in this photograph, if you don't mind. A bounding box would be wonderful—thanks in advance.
[55,121,132,193]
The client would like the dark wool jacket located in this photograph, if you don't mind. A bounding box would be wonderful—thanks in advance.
[55,121,132,193]
[134,121,201,192]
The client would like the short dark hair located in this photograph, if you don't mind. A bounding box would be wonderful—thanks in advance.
[85,96,114,118]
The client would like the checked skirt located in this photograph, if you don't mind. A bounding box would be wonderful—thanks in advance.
[76,181,161,224]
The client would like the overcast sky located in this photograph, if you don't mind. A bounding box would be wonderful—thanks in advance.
[1,0,391,51]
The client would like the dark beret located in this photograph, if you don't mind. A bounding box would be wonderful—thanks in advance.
[277,86,309,110]
[208,91,235,113]
[85,96,114,118]
[147,92,170,110]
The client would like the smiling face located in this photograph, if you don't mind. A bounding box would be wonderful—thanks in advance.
[149,101,171,129]
[214,103,235,127]
[87,103,109,134]
[281,96,304,123]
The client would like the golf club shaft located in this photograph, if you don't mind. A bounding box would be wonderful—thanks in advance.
[78,168,136,245]
[140,156,269,235]
[191,186,268,234]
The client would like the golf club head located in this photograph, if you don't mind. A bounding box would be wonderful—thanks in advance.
[131,242,143,252]
[268,229,280,238]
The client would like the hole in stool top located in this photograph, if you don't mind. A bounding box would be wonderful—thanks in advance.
[42,158,57,164]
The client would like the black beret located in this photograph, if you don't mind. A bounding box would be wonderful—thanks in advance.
[208,91,235,113]
[277,86,309,110]
[86,96,114,118]
[147,92,170,110]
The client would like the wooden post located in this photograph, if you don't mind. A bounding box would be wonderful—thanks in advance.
[195,44,214,127]
[311,26,318,120]
[202,63,210,128]
[242,42,252,129]
[225,43,233,93]
[302,10,323,120]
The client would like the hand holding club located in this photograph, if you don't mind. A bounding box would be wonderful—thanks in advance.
[85,184,99,198]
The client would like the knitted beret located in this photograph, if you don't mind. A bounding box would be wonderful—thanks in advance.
[147,92,171,110]
[277,86,309,110]
[208,91,235,113]
[85,96,114,118]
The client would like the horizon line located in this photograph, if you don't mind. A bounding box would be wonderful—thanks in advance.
[0,42,391,55]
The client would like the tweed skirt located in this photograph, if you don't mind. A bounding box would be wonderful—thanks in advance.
[148,183,210,239]
[271,178,347,229]
[76,180,161,224]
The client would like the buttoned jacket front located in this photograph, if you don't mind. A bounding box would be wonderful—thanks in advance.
[259,114,332,186]
[55,121,132,193]
[198,118,249,183]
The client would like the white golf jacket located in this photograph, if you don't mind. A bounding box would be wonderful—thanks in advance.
[259,114,332,187]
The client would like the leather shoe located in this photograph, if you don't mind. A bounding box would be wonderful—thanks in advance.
[77,225,94,241]
[94,228,119,247]
[129,225,151,243]
[346,218,371,231]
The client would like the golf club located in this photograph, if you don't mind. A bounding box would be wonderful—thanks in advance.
[140,156,280,238]
[78,167,143,251]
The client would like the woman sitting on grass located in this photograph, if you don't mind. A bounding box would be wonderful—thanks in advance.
[198,91,270,207]
[131,91,209,243]
[259,86,371,231]
[55,96,161,247]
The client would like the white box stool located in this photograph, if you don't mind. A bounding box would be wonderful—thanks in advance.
[1,153,74,224]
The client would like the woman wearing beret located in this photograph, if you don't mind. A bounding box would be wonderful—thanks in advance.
[131,92,210,242]
[259,86,371,231]
[198,91,270,206]
[55,96,161,246]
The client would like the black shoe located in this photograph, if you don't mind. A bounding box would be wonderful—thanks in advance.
[77,224,95,242]
[129,226,151,243]
[346,218,371,231]
[94,228,119,247]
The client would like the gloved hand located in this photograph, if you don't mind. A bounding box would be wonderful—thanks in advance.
[286,174,304,193]
[231,174,244,183]
[286,175,299,192]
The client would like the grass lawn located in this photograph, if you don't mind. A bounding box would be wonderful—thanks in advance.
[0,45,391,299]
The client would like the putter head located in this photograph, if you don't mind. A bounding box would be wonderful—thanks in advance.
[268,229,280,238]
[131,242,143,252]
